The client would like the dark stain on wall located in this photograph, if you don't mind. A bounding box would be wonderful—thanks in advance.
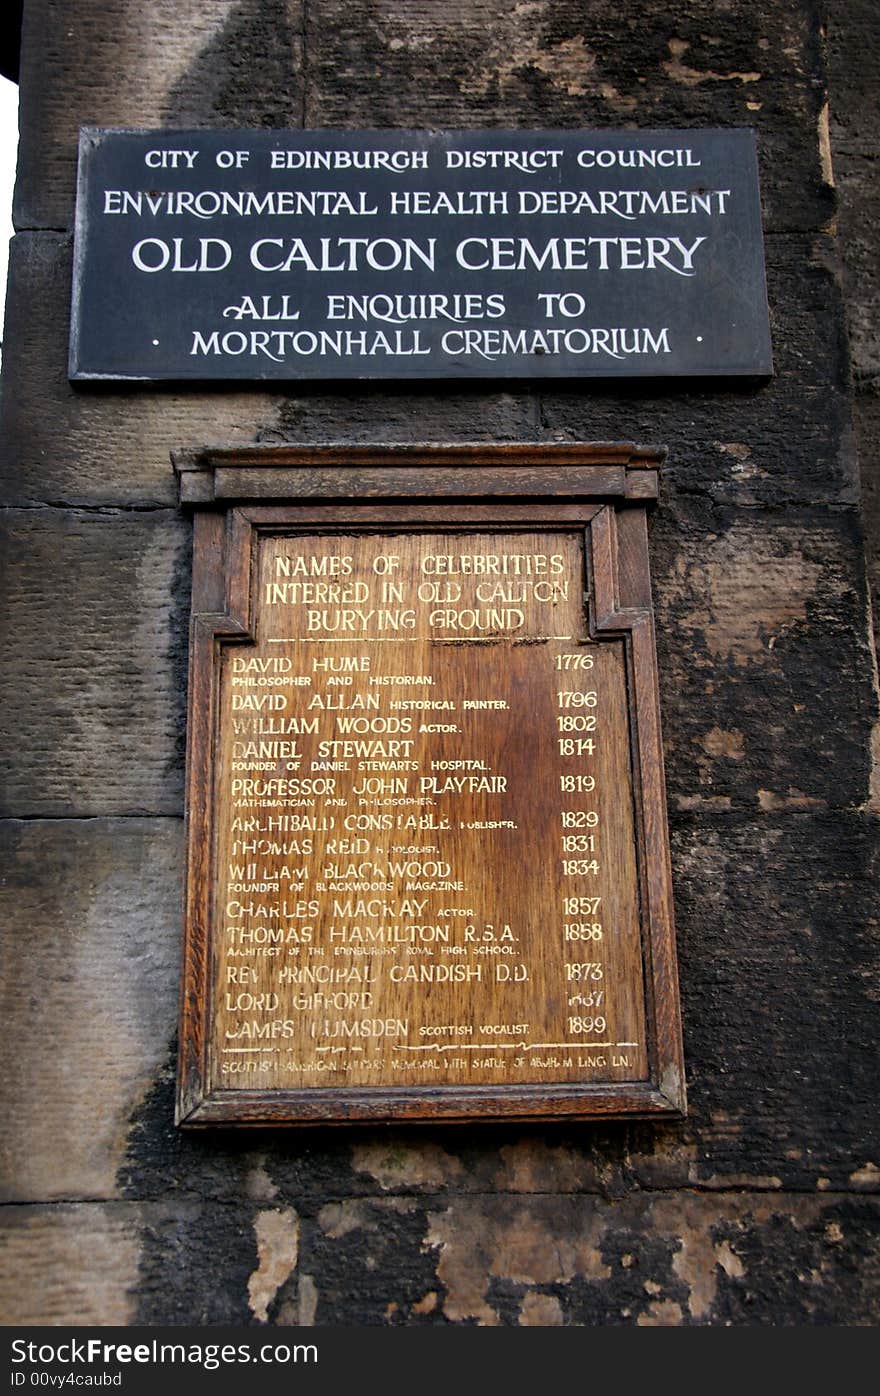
[164,0,305,129]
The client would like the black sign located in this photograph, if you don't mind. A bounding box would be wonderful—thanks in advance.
[70,128,772,382]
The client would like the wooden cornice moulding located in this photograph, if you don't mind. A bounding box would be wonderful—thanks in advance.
[174,442,684,1126]
[173,441,665,506]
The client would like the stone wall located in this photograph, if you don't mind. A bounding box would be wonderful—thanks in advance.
[1,0,878,1325]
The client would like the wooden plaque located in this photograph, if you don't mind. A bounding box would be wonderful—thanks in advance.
[175,445,685,1125]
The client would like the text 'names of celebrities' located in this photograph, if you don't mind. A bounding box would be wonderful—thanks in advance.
[210,533,649,1092]
[71,128,772,380]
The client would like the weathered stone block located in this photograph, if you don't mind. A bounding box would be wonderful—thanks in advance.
[0,509,189,815]
[651,504,877,811]
[539,235,856,509]
[0,235,286,507]
[0,1204,143,1324]
[0,819,182,1203]
[6,1189,875,1326]
[828,6,880,657]
[15,0,305,230]
[662,813,880,1190]
[124,1191,880,1325]
[305,0,833,234]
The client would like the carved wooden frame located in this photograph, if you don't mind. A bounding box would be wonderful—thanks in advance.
[175,444,685,1126]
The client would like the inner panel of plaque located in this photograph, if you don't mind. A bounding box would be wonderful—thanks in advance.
[210,529,648,1091]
